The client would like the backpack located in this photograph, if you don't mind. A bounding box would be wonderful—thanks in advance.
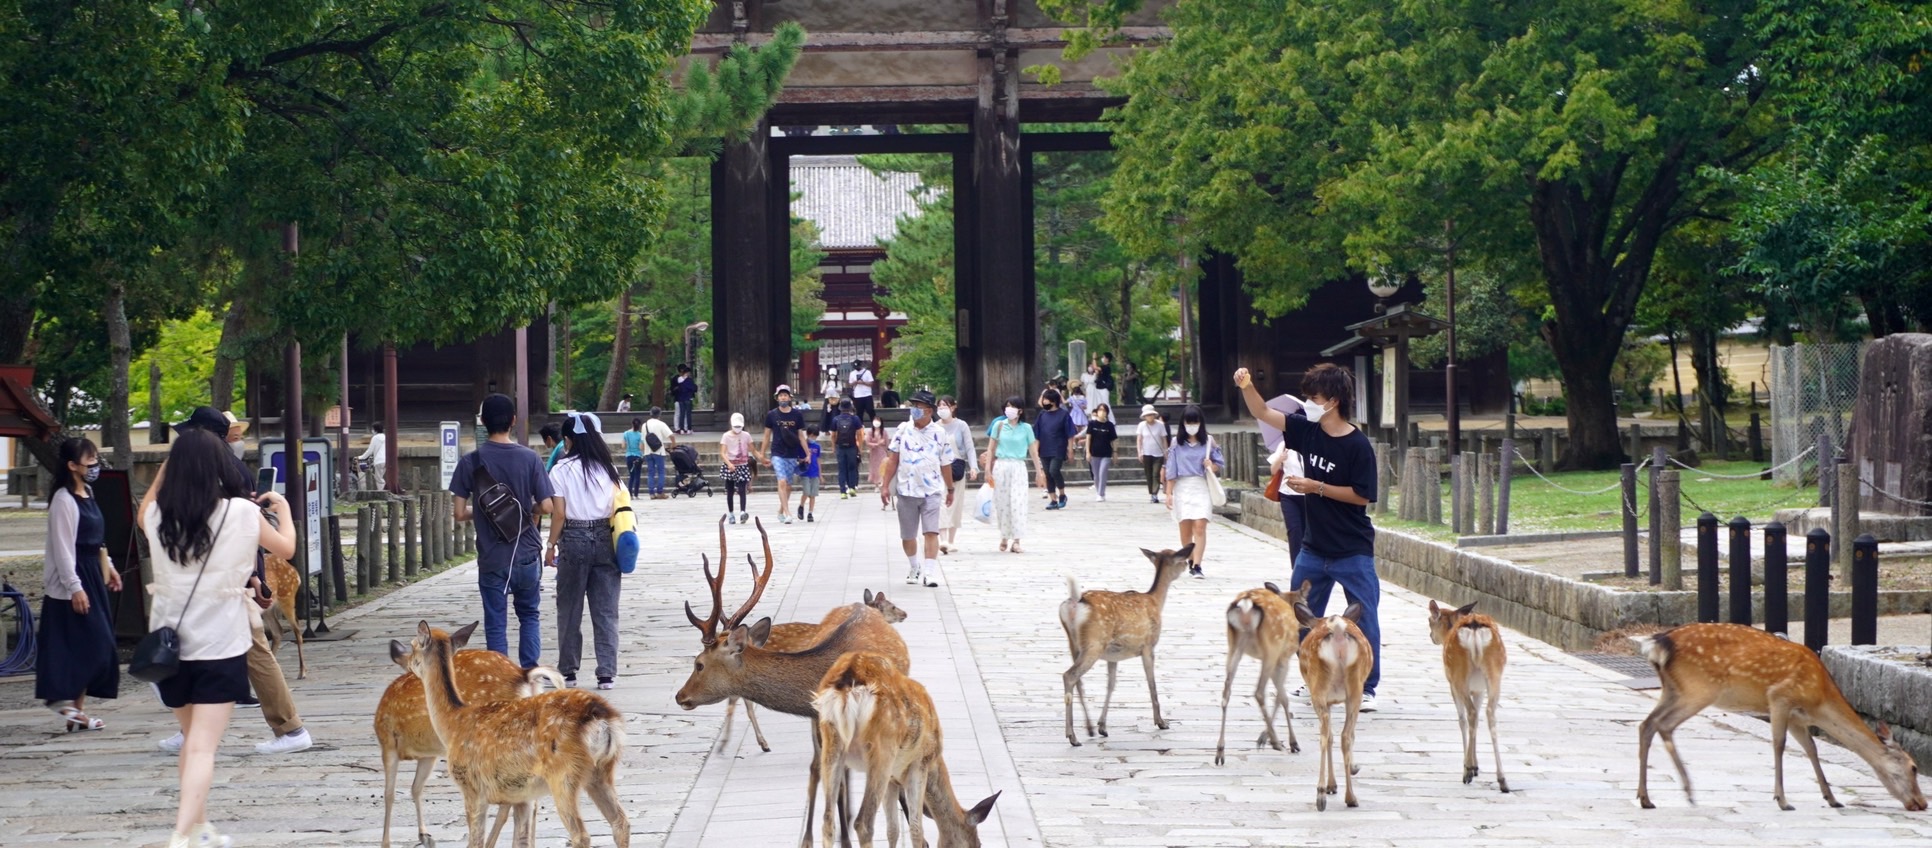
[645,428,663,452]
[471,454,526,545]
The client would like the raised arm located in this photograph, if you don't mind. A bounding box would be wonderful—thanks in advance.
[1231,367,1288,431]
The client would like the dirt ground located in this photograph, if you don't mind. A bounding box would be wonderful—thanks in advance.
[1476,535,1932,593]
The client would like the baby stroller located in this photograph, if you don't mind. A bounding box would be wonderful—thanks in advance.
[670,444,711,498]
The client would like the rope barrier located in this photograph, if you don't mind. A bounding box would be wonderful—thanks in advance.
[1679,485,1815,520]
[1859,478,1932,509]
[1666,445,1815,479]
[1510,449,1648,496]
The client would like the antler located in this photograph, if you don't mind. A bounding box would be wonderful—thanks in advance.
[722,518,776,633]
[685,516,731,643]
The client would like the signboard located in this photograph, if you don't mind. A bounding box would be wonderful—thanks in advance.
[439,421,461,490]
[261,437,336,514]
[304,464,323,576]
[1380,347,1398,430]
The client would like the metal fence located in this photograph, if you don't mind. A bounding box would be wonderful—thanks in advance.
[1768,342,1865,486]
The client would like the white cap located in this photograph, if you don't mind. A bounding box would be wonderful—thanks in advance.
[729,412,746,428]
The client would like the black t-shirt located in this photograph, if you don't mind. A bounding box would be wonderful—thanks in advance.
[1036,407,1078,459]
[1086,420,1119,458]
[879,390,901,408]
[831,412,863,448]
[764,406,809,458]
[672,375,697,402]
[1095,364,1115,390]
[448,441,554,573]
[1283,413,1378,558]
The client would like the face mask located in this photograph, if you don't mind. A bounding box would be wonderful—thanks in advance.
[1303,400,1329,421]
[910,406,927,423]
[231,441,247,460]
[732,425,744,433]
[1184,423,1201,436]
[83,463,102,483]
[778,398,792,409]
[1004,406,1020,421]
[937,407,954,421]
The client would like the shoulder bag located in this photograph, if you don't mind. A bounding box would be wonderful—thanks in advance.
[129,503,230,683]
[1203,437,1228,507]
[471,453,526,545]
[609,482,638,574]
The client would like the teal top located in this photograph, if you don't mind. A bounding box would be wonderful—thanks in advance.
[986,417,1037,460]
[622,430,643,458]
[546,442,564,471]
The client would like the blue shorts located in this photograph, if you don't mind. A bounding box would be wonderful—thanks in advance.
[771,456,801,482]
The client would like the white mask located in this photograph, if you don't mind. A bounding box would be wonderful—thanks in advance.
[1183,423,1201,436]
[1303,401,1329,421]
[937,407,954,421]
[1003,406,1020,421]
[731,424,744,433]
[230,441,247,460]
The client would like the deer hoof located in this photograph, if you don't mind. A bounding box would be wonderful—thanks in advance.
[1349,764,1360,776]
[1289,741,1300,754]
[1154,719,1169,730]
[1214,751,1225,766]
[1498,779,1510,794]
[1068,736,1082,748]
[1778,800,1794,812]
[1345,794,1358,808]
[1316,794,1327,812]
[1096,727,1108,738]
[1463,772,1474,785]
[1638,794,1655,810]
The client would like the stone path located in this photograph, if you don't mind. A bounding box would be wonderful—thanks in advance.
[3,480,1930,846]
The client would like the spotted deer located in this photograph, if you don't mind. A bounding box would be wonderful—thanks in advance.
[394,621,630,848]
[722,588,909,753]
[1058,545,1193,747]
[1428,600,1509,793]
[378,629,565,848]
[812,652,1002,848]
[263,554,306,679]
[1216,580,1308,765]
[1634,623,1926,811]
[1294,600,1373,810]
[671,518,910,848]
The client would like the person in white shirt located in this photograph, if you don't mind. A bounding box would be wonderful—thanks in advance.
[357,423,386,491]
[544,412,624,690]
[641,408,676,499]
[1135,405,1170,504]
[1269,441,1308,562]
[847,359,877,421]
[819,370,842,415]
[878,390,955,587]
[615,393,633,413]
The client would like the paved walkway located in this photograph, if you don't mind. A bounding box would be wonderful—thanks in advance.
[3,482,1930,846]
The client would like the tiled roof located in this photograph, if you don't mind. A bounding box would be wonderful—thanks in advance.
[790,155,939,250]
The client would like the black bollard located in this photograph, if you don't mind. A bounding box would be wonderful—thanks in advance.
[1728,516,1753,626]
[1621,463,1639,578]
[1803,528,1831,652]
[1763,522,1787,637]
[1697,513,1720,623]
[1851,534,1879,645]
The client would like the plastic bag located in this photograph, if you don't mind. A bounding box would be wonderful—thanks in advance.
[973,484,995,524]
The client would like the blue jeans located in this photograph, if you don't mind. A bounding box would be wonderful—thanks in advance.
[626,456,643,497]
[479,557,543,668]
[1278,496,1307,563]
[1288,550,1382,695]
[646,454,667,495]
[836,445,861,493]
[675,400,693,432]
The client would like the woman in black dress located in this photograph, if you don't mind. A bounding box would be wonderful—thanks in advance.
[37,437,121,731]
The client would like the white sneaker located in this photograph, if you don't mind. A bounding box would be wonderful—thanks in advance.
[168,823,231,848]
[1358,693,1378,713]
[158,731,184,754]
[905,563,920,585]
[739,511,750,523]
[254,728,312,755]
[778,513,793,525]
[726,513,737,525]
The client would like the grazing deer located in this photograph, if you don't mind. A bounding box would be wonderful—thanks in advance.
[812,652,1002,848]
[394,621,630,848]
[1634,623,1926,811]
[723,588,910,753]
[1428,600,1509,793]
[1216,580,1307,765]
[671,518,910,848]
[1058,545,1193,747]
[1294,601,1373,810]
[378,630,565,848]
[263,554,306,679]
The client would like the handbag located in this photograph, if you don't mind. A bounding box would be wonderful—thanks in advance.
[1263,466,1284,503]
[1203,437,1228,507]
[129,504,228,683]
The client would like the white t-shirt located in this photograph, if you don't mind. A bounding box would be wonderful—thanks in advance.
[820,377,841,399]
[849,368,875,399]
[143,498,262,661]
[1268,444,1306,498]
[359,432,387,464]
[549,457,617,521]
[643,418,675,456]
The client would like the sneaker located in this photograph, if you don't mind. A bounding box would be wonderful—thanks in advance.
[597,678,615,691]
[739,511,750,523]
[807,513,815,523]
[254,728,312,755]
[797,505,805,519]
[779,513,793,525]
[1359,693,1378,713]
[168,823,232,848]
[1045,501,1062,511]
[1189,564,1204,579]
[1150,496,1160,504]
[564,676,577,688]
[905,564,920,585]
[158,731,184,754]
[726,513,737,525]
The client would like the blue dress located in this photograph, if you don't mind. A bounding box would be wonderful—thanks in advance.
[36,490,121,703]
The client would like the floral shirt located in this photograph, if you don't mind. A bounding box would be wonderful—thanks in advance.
[887,421,957,498]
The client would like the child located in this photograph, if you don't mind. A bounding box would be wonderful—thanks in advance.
[802,428,823,522]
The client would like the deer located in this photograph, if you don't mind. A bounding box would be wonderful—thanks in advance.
[263,554,306,679]
[1216,580,1308,765]
[1058,545,1193,747]
[378,628,566,848]
[1427,600,1509,793]
[812,651,1003,848]
[672,517,911,848]
[722,588,910,754]
[1294,600,1373,811]
[393,621,630,848]
[1633,622,1926,812]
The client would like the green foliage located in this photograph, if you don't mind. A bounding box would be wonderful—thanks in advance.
[873,182,960,396]
[130,311,240,424]
[791,217,827,355]
[1610,340,1670,409]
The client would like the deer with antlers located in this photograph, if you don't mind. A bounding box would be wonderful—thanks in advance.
[1215,580,1308,765]
[378,628,565,848]
[672,517,911,848]
[393,621,630,848]
[1634,623,1926,811]
[1294,600,1373,811]
[812,652,1003,847]
[263,554,306,679]
[1058,545,1193,747]
[1428,600,1509,793]
[722,588,909,754]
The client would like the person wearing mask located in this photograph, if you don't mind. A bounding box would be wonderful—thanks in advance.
[449,394,557,669]
[1136,405,1169,504]
[1269,439,1309,563]
[1035,388,1081,510]
[545,413,624,691]
[758,384,811,524]
[800,428,823,522]
[1068,384,1090,428]
[622,418,645,498]
[643,407,676,499]
[981,397,1043,553]
[1163,404,1224,579]
[37,437,121,732]
[142,430,297,848]
[1234,363,1382,711]
[819,368,842,416]
[222,412,250,460]
[935,396,979,554]
[720,413,754,524]
[848,359,877,422]
[615,393,633,414]
[538,422,565,472]
[880,390,954,587]
[1081,403,1119,503]
[829,399,864,498]
[1093,352,1115,412]
[357,422,386,491]
[671,363,698,434]
[879,381,902,408]
[866,418,892,508]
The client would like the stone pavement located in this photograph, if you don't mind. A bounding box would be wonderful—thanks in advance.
[3,480,1930,847]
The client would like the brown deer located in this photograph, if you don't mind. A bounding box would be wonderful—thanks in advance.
[812,652,1002,848]
[1294,600,1373,810]
[1215,580,1307,765]
[1634,623,1926,811]
[1058,545,1193,747]
[671,518,910,848]
[722,588,910,753]
[1427,600,1509,793]
[393,621,631,848]
[378,630,565,848]
[263,554,306,679]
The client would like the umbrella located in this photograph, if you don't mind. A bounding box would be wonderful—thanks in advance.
[1258,394,1305,452]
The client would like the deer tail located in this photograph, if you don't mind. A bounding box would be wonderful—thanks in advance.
[1632,630,1674,670]
[522,666,567,695]
[1455,622,1494,657]
[810,685,876,751]
[581,714,626,770]
[1064,575,1081,604]
[1226,597,1262,636]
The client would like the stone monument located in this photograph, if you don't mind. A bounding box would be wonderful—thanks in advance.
[1849,333,1932,516]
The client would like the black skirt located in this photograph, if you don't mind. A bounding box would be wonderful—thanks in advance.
[35,543,121,703]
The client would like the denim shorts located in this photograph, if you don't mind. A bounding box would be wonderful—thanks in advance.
[771,456,800,481]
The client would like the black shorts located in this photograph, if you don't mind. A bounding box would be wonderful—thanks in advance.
[155,654,251,708]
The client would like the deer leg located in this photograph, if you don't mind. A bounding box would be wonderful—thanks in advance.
[1485,679,1508,794]
[1216,644,1241,765]
[586,770,632,848]
[813,723,837,848]
[1063,655,1098,746]
[379,750,400,848]
[853,767,887,847]
[406,756,436,847]
[1142,649,1168,731]
[1787,722,1842,808]
[482,803,511,848]
[1342,696,1360,808]
[295,630,306,680]
[903,767,930,848]
[1098,660,1118,737]
[462,792,492,848]
[1639,691,1711,808]
[1251,667,1280,752]
[1767,704,1796,811]
[1455,689,1478,784]
[512,801,534,848]
[553,779,592,848]
[718,697,736,752]
[1273,665,1299,754]
[1315,701,1334,810]
[745,701,771,752]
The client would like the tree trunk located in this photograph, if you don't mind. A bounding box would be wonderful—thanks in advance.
[0,281,33,365]
[648,337,671,409]
[557,309,575,409]
[104,282,134,466]
[210,298,246,411]
[148,361,166,444]
[598,289,632,410]
[1689,327,1727,457]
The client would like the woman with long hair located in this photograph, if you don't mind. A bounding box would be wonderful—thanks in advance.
[867,417,892,509]
[143,430,296,848]
[545,412,624,690]
[935,396,980,554]
[981,396,1043,553]
[36,437,121,731]
[1163,404,1224,578]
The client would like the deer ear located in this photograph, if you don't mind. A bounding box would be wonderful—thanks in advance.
[1876,721,1896,744]
[1293,602,1321,628]
[1264,581,1281,595]
[389,640,410,666]
[864,588,876,605]
[1456,601,1478,617]
[966,790,1001,825]
[1298,579,1313,598]
[725,624,753,654]
[451,622,479,649]
[1175,543,1196,561]
[1140,547,1160,562]
[748,617,774,647]
[417,620,432,638]
[1343,602,1367,624]
[1429,600,1441,614]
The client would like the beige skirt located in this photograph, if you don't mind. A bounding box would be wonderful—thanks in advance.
[1172,475,1212,522]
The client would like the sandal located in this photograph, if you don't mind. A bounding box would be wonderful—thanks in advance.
[57,706,104,732]
[1009,543,1024,554]
[998,540,1009,552]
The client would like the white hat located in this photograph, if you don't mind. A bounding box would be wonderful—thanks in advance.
[569,411,603,436]
[1140,404,1159,418]
[729,412,746,428]
[774,384,793,395]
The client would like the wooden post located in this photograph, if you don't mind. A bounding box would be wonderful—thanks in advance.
[1836,456,1859,585]
[1660,470,1682,590]
[386,499,401,583]
[1371,442,1389,516]
[1747,411,1764,463]
[383,341,400,492]
[1450,454,1465,533]
[403,496,419,577]
[1648,446,1666,585]
[1427,447,1443,525]
[1538,427,1555,473]
[1496,438,1513,535]
[357,505,373,594]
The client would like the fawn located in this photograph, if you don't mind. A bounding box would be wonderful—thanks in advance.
[723,587,909,753]
[263,554,306,679]
[1216,580,1308,765]
[1427,600,1509,793]
[394,621,631,848]
[1059,545,1194,747]
[378,629,565,848]
[812,652,1002,847]
[1294,600,1373,810]
[1634,623,1926,811]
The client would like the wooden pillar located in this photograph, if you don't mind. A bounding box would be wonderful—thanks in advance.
[965,38,1029,417]
[383,342,399,492]
[712,118,784,420]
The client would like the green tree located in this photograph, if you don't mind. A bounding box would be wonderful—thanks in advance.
[873,192,959,396]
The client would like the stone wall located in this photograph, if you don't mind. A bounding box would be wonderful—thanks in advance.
[1821,646,1932,772]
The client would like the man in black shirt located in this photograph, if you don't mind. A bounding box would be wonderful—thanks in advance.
[1234,363,1384,710]
[829,399,864,498]
[879,381,902,408]
[759,384,811,524]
